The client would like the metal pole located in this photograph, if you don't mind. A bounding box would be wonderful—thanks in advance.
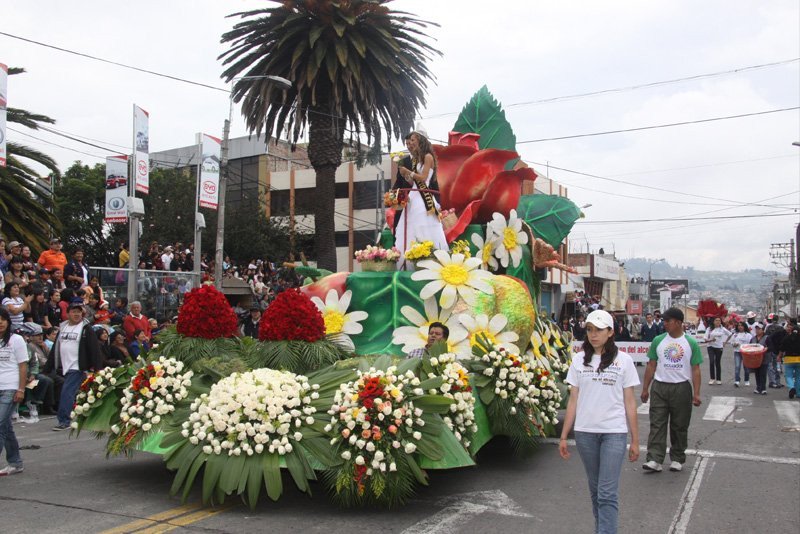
[127,103,139,303]
[215,114,231,290]
[790,239,797,318]
[193,134,202,288]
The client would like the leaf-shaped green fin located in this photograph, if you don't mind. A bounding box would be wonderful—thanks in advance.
[516,194,582,249]
[452,85,516,152]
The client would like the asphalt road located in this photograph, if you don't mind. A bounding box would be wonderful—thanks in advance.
[2,347,798,534]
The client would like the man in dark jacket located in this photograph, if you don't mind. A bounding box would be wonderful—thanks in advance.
[44,298,103,430]
[241,307,261,339]
[641,313,661,342]
[765,314,786,388]
[63,249,89,291]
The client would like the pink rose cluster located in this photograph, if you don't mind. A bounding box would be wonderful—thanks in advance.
[354,245,401,263]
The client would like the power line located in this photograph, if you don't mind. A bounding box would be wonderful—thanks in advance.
[610,154,798,178]
[576,211,797,225]
[422,58,800,119]
[518,107,799,144]
[7,127,108,160]
[0,31,228,93]
[528,159,791,208]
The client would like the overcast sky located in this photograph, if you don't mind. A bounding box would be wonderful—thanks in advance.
[4,0,799,273]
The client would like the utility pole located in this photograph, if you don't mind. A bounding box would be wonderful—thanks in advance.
[215,118,230,290]
[770,240,797,318]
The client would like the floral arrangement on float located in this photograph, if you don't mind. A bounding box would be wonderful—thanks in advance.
[354,245,400,272]
[403,240,435,262]
[248,288,356,372]
[70,364,139,437]
[151,284,253,375]
[107,357,194,457]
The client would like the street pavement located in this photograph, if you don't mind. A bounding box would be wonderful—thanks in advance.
[1,346,798,533]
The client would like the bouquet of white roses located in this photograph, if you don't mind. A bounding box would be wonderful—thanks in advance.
[420,352,477,449]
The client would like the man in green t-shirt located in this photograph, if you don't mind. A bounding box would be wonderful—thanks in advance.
[640,307,703,473]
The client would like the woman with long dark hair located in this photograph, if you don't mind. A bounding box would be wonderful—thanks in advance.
[395,128,447,268]
[29,289,51,328]
[560,310,640,534]
[0,307,28,475]
[2,283,31,331]
[731,321,753,387]
[108,331,130,364]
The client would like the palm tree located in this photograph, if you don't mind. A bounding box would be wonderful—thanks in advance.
[1,67,61,252]
[220,0,440,270]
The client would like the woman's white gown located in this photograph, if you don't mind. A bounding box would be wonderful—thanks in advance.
[395,164,448,269]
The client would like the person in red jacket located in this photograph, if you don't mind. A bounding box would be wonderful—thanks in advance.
[122,301,150,343]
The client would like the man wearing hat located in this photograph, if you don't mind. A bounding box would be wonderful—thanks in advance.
[640,307,703,473]
[161,246,174,271]
[36,238,67,274]
[240,307,262,339]
[43,297,103,430]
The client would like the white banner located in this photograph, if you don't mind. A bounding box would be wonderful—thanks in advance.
[571,341,651,363]
[0,63,7,168]
[133,104,149,193]
[105,155,128,223]
[198,134,221,210]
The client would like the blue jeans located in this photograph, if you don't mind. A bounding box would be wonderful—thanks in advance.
[767,352,783,386]
[0,390,22,468]
[784,363,800,391]
[574,431,628,534]
[57,370,85,426]
[733,352,750,383]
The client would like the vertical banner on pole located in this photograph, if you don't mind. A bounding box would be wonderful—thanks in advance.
[0,63,8,167]
[133,104,149,193]
[198,134,221,210]
[105,155,129,223]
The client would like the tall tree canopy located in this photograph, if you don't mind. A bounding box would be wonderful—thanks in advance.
[0,67,61,251]
[220,0,440,269]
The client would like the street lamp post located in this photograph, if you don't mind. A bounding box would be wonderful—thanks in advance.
[647,257,666,313]
[215,75,291,290]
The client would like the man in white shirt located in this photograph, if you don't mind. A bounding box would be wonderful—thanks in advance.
[161,246,174,271]
[44,298,102,431]
[640,308,703,473]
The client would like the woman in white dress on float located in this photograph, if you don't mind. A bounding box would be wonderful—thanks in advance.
[395,128,448,269]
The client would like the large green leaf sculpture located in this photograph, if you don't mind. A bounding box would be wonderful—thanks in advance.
[453,85,516,152]
[517,194,582,249]
[346,272,427,356]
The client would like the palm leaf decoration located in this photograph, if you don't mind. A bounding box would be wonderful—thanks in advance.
[219,1,440,269]
[1,67,61,250]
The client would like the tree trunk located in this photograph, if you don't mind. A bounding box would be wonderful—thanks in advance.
[307,104,344,271]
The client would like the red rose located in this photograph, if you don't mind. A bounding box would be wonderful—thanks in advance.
[259,289,325,342]
[176,285,239,339]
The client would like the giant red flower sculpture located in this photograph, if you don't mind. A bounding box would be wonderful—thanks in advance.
[259,288,325,342]
[433,136,537,242]
[176,284,239,339]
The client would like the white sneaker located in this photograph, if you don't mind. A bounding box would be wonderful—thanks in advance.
[20,416,39,424]
[708,379,715,385]
[642,460,663,473]
[716,380,722,385]
[10,411,19,422]
[734,381,740,387]
[744,381,750,386]
[26,403,38,418]
[669,461,683,472]
[0,465,24,476]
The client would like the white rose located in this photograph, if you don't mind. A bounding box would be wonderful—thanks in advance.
[355,456,365,466]
[341,451,352,460]
[389,462,397,472]
[404,443,417,454]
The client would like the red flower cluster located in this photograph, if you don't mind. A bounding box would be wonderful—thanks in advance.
[259,289,325,342]
[176,284,238,339]
[358,377,385,409]
[80,374,96,392]
[131,364,157,393]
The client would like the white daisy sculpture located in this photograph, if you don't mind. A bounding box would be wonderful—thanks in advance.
[310,289,368,349]
[411,250,494,309]
[458,313,520,355]
[487,209,528,268]
[392,297,469,355]
[470,231,500,272]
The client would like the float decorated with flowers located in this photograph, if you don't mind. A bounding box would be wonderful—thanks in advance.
[73,87,582,509]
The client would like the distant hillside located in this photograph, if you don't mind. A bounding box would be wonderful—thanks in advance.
[621,257,776,292]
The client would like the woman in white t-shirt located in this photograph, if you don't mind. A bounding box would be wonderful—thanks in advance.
[0,307,28,476]
[2,282,32,331]
[559,309,640,534]
[730,321,753,387]
[705,317,731,385]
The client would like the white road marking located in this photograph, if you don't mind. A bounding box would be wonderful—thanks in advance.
[773,401,800,431]
[702,396,751,422]
[668,456,712,534]
[541,439,800,465]
[402,490,536,534]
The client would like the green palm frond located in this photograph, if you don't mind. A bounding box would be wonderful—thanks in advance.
[7,107,56,130]
[220,0,440,148]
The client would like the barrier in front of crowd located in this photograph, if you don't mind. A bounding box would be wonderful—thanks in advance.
[89,267,201,322]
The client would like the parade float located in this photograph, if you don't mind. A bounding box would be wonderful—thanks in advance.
[71,88,583,509]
